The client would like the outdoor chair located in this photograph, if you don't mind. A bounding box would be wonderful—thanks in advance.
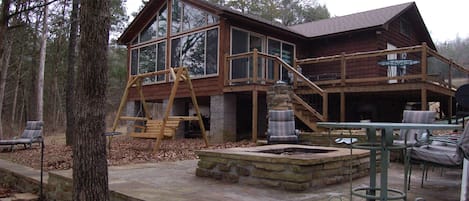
[409,121,469,188]
[266,110,299,144]
[0,121,44,151]
[395,110,436,146]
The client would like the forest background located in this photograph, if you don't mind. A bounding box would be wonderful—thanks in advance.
[0,0,467,139]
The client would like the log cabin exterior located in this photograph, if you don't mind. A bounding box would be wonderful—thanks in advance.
[118,0,469,143]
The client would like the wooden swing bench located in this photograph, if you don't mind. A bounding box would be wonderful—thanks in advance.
[129,116,198,139]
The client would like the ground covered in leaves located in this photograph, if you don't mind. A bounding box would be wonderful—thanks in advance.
[0,135,255,171]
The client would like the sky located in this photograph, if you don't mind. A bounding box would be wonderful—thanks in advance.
[125,0,469,43]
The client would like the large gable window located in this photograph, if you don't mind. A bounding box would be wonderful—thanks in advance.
[171,28,219,77]
[136,4,168,44]
[171,0,219,34]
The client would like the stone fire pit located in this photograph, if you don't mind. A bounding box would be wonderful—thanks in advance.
[195,144,371,191]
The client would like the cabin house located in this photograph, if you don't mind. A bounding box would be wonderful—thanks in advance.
[117,0,468,143]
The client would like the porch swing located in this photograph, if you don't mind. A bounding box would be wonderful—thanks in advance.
[110,67,209,152]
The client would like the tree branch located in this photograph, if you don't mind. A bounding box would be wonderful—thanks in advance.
[7,0,61,19]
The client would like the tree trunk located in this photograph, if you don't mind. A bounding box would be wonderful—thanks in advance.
[11,55,23,123]
[0,37,11,139]
[72,0,111,200]
[66,0,79,146]
[37,0,48,122]
[0,0,11,139]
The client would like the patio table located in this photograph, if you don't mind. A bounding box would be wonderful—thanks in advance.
[317,122,460,201]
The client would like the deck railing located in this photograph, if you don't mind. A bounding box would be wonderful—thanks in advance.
[295,43,469,90]
[225,49,328,121]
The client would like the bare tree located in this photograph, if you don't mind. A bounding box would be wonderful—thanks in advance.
[66,0,79,146]
[37,0,48,121]
[72,0,111,200]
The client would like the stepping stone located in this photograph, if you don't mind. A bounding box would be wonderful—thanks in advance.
[10,193,38,201]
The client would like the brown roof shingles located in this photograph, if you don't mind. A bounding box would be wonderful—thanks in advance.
[288,2,414,38]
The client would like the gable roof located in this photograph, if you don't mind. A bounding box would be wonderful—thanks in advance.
[119,1,435,49]
[289,2,414,38]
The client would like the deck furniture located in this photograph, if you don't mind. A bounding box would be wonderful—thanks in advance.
[394,110,436,146]
[318,122,460,201]
[266,110,299,144]
[0,121,44,151]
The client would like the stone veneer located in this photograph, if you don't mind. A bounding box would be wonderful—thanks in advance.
[195,144,373,191]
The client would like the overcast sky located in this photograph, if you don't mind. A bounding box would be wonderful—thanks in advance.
[125,0,469,43]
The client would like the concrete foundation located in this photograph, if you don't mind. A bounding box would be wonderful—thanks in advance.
[210,94,237,143]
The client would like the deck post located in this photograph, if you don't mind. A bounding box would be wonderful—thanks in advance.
[340,52,346,86]
[340,91,345,122]
[252,90,258,142]
[224,53,229,86]
[323,92,328,121]
[448,96,453,124]
[449,60,453,88]
[421,42,428,82]
[253,49,258,84]
[421,88,428,110]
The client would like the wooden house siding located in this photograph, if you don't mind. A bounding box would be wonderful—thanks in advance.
[299,31,381,80]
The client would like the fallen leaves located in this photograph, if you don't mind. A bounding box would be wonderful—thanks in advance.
[0,136,255,171]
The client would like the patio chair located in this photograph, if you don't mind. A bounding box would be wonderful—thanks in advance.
[0,121,44,151]
[395,110,436,146]
[266,110,299,144]
[409,121,469,188]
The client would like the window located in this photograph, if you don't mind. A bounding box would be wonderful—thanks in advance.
[171,28,219,77]
[130,41,167,84]
[138,4,168,44]
[268,39,294,81]
[171,0,219,35]
[230,28,266,79]
[139,44,157,83]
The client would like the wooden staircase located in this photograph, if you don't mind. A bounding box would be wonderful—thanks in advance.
[291,93,326,131]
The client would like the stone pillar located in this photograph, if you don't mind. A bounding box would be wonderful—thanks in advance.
[210,94,237,143]
[267,81,293,110]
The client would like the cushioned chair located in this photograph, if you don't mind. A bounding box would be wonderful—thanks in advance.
[409,121,469,187]
[0,121,44,151]
[395,110,436,146]
[266,110,299,144]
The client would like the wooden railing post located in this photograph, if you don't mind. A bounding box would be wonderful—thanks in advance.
[253,48,258,84]
[341,52,346,86]
[224,53,229,86]
[274,59,279,81]
[322,92,328,121]
[293,59,298,88]
[449,60,453,88]
[421,42,428,82]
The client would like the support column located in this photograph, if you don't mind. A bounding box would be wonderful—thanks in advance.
[210,94,236,143]
[421,88,427,111]
[340,91,346,122]
[252,90,258,142]
[448,96,453,124]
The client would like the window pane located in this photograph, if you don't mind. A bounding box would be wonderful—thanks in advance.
[281,43,294,81]
[171,38,181,67]
[171,0,182,34]
[157,42,166,81]
[206,29,218,75]
[140,17,157,43]
[250,35,263,78]
[139,45,157,83]
[231,29,249,79]
[182,32,205,76]
[131,49,138,75]
[267,39,281,79]
[182,3,206,32]
[158,4,168,38]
